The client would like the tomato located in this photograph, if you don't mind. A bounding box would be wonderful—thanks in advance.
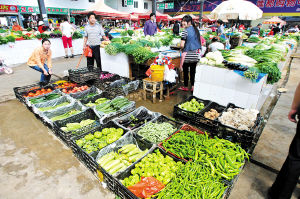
[47,88,52,92]
[41,89,46,92]
[28,93,34,97]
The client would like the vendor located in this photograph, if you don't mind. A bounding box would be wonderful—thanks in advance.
[250,23,262,36]
[38,21,48,33]
[12,21,23,31]
[208,37,224,52]
[178,15,202,92]
[144,13,157,36]
[27,38,52,86]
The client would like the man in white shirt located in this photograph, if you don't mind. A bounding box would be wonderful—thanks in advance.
[60,18,76,58]
[208,37,225,52]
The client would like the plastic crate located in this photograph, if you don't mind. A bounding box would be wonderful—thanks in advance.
[158,124,206,161]
[68,68,100,83]
[216,103,262,152]
[97,71,121,84]
[13,84,54,104]
[52,108,101,146]
[198,102,226,127]
[80,91,111,106]
[114,146,186,199]
[133,115,183,144]
[70,121,129,174]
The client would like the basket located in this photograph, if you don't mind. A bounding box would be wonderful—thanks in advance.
[13,84,54,104]
[150,65,164,82]
[68,68,100,83]
[114,146,186,199]
[216,103,262,152]
[133,115,183,144]
[52,108,101,147]
[70,121,128,174]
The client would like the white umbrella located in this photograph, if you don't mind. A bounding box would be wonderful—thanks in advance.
[211,0,263,21]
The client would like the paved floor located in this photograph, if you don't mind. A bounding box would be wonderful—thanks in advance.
[0,52,299,199]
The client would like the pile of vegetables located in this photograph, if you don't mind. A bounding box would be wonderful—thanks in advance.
[97,144,149,175]
[162,131,248,180]
[62,85,89,94]
[75,128,124,154]
[80,92,98,101]
[95,98,132,114]
[29,93,61,104]
[51,109,81,121]
[24,88,53,98]
[204,109,220,120]
[200,51,224,67]
[38,102,70,112]
[137,122,176,144]
[121,150,183,187]
[178,98,205,113]
[54,82,77,89]
[247,36,261,43]
[60,119,96,133]
[117,109,154,130]
[85,98,110,107]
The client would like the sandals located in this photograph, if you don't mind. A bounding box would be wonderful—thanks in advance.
[178,86,189,91]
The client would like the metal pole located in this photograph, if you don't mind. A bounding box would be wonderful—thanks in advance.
[152,0,157,14]
[37,0,48,26]
[18,12,24,28]
[199,0,205,28]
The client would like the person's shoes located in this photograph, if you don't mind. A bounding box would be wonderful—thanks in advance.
[64,55,68,58]
[70,54,74,58]
[178,86,189,91]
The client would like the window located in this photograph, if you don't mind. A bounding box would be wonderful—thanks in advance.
[144,2,148,9]
[88,0,95,2]
[134,1,138,8]
[122,0,127,7]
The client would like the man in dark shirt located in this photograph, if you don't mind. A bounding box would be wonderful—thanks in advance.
[272,23,281,35]
[250,23,262,35]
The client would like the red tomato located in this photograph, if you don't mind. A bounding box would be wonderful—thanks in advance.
[47,88,52,92]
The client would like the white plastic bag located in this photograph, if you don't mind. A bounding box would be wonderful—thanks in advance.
[164,65,177,83]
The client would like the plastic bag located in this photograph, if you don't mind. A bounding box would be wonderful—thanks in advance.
[84,46,93,57]
[25,89,63,107]
[128,177,165,198]
[164,65,177,83]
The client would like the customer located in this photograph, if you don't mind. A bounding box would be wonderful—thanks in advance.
[173,20,180,35]
[60,18,75,58]
[268,82,300,199]
[216,20,225,37]
[27,38,52,86]
[83,12,108,71]
[272,23,281,35]
[12,21,23,31]
[178,15,202,92]
[144,13,157,36]
[208,37,225,52]
[250,23,262,36]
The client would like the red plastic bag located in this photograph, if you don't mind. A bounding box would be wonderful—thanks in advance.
[145,67,152,77]
[84,46,93,57]
[128,177,165,198]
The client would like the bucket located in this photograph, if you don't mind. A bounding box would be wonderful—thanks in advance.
[150,65,164,82]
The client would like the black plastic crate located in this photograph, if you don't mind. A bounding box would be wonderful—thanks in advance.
[70,121,129,174]
[52,108,101,146]
[80,91,111,106]
[216,103,262,152]
[68,68,100,83]
[97,71,121,84]
[13,84,54,104]
[133,115,183,144]
[115,146,186,199]
[198,102,226,127]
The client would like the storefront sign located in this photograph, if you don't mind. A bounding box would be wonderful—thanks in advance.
[18,6,40,14]
[47,7,68,15]
[157,3,165,9]
[0,4,18,13]
[165,2,174,9]
[69,8,85,15]
[127,0,134,5]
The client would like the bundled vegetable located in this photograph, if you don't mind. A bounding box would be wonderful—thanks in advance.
[121,150,183,187]
[85,98,110,108]
[96,97,132,114]
[97,144,148,175]
[200,51,224,67]
[80,92,98,100]
[178,98,205,113]
[50,109,81,121]
[29,93,61,104]
[38,101,70,112]
[137,122,176,144]
[75,128,124,154]
[60,119,96,133]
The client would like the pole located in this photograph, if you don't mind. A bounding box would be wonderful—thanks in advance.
[152,0,157,14]
[199,0,205,28]
[37,0,48,26]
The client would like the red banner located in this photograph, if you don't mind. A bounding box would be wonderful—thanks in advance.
[0,4,18,13]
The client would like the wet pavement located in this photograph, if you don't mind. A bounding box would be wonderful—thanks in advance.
[0,49,300,198]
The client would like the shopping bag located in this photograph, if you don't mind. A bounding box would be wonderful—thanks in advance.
[84,46,93,57]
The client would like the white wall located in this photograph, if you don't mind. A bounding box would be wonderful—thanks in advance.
[0,0,100,9]
[105,0,152,13]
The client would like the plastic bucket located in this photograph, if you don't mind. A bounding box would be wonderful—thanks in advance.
[150,65,164,82]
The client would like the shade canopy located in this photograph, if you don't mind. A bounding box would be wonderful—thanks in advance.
[136,11,172,21]
[263,16,286,25]
[210,0,263,20]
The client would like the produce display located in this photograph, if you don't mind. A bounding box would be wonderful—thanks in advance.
[50,109,81,121]
[75,128,124,154]
[247,36,261,43]
[97,144,149,175]
[219,108,259,131]
[100,73,116,80]
[204,109,220,120]
[29,93,61,104]
[117,109,154,130]
[62,85,89,94]
[137,122,176,144]
[38,102,70,112]
[178,98,205,113]
[121,150,183,187]
[24,88,53,98]
[95,98,132,114]
[80,92,98,100]
[199,51,224,67]
[54,82,77,89]
[85,98,110,107]
[244,68,259,81]
[60,119,96,133]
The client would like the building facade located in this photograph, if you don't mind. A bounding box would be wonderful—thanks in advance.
[104,0,152,14]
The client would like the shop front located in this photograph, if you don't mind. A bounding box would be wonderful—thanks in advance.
[18,5,40,29]
[0,4,18,27]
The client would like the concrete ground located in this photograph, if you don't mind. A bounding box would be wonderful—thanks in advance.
[0,51,299,199]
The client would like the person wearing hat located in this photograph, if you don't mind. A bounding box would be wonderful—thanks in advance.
[38,21,48,33]
[250,23,262,36]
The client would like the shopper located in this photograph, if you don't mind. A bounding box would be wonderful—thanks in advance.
[216,20,225,38]
[208,37,225,52]
[272,23,281,35]
[268,82,300,199]
[60,18,75,58]
[12,21,23,31]
[250,23,262,36]
[173,21,180,35]
[27,38,52,86]
[144,13,157,36]
[83,12,108,71]
[178,15,202,92]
